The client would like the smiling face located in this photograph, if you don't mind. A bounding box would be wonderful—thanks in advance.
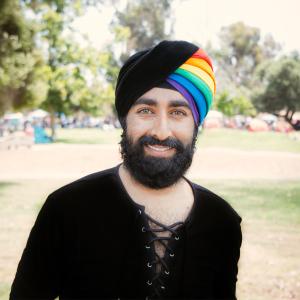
[119,87,198,189]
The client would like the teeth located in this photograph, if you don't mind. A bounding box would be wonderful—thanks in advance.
[147,144,171,152]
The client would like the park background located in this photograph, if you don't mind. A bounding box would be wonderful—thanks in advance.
[0,0,300,299]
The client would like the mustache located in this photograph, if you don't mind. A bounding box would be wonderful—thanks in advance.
[138,135,184,152]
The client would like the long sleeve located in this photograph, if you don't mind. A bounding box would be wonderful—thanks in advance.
[10,194,61,300]
[214,216,242,300]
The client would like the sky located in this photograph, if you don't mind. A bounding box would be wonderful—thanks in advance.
[72,0,300,53]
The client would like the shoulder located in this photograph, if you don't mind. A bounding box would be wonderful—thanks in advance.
[51,165,118,196]
[189,181,243,250]
[44,165,121,211]
[191,181,242,225]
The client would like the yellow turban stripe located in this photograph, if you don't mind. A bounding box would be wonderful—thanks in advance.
[185,58,216,90]
[179,64,216,94]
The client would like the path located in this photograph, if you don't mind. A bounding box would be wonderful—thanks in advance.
[1,143,300,180]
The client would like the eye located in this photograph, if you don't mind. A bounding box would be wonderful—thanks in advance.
[171,110,187,116]
[137,108,154,114]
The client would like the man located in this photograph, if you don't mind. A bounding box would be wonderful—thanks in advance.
[10,40,242,299]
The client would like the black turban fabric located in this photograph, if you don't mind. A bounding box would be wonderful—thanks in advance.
[115,40,199,124]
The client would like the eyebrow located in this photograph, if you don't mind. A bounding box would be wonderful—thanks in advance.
[133,97,191,109]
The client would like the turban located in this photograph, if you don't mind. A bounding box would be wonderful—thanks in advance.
[115,40,216,127]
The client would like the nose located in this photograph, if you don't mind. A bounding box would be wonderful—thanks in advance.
[149,112,172,141]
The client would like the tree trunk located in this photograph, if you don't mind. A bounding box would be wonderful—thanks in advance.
[50,111,56,140]
[284,109,295,126]
[288,110,295,121]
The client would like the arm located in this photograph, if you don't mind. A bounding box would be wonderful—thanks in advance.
[10,194,61,300]
[214,216,243,300]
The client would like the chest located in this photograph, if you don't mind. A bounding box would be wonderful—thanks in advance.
[133,181,195,225]
[142,192,194,261]
[144,197,193,225]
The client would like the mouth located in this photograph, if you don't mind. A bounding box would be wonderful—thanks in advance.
[147,144,172,151]
[144,144,175,156]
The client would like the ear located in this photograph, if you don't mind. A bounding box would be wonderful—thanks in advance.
[119,116,127,130]
[193,124,199,136]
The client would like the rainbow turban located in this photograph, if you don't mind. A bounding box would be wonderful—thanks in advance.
[115,40,215,127]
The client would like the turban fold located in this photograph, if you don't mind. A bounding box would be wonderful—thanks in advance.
[115,40,216,127]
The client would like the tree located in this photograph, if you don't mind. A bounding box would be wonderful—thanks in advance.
[21,0,109,138]
[0,0,43,115]
[213,22,281,92]
[105,0,175,88]
[214,91,256,117]
[113,0,174,58]
[253,55,300,125]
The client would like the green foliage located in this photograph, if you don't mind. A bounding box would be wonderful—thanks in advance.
[98,50,121,88]
[214,22,281,92]
[253,55,300,123]
[0,0,41,115]
[115,0,173,51]
[109,0,174,69]
[214,91,256,117]
[0,0,116,132]
[18,0,115,137]
[40,36,109,116]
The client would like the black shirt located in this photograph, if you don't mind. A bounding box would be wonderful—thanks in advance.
[10,164,242,299]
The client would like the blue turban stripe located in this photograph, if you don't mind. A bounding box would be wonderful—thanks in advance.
[168,73,208,125]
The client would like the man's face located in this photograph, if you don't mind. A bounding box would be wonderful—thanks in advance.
[120,87,198,189]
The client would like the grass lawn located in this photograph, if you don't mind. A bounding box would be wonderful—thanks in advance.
[53,128,300,153]
[0,179,299,300]
[198,128,300,153]
[197,179,300,226]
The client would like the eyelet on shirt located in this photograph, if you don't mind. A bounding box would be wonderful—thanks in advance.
[147,262,152,268]
[175,236,180,240]
[164,270,170,275]
[142,226,146,232]
[138,209,142,215]
[147,280,152,286]
[161,285,166,290]
[145,245,150,249]
[169,253,175,257]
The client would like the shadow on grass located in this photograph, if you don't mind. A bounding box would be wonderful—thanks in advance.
[0,182,19,193]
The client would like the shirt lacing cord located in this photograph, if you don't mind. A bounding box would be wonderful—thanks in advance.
[142,213,184,298]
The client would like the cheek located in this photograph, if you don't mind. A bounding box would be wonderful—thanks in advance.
[126,114,150,137]
[174,120,195,139]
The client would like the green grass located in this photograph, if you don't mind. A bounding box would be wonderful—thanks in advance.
[53,128,300,153]
[197,128,300,152]
[0,182,19,209]
[0,283,10,300]
[195,179,300,225]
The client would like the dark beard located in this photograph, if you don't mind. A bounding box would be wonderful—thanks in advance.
[119,127,198,189]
